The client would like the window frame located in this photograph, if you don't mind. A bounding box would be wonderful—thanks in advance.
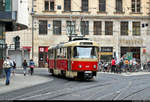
[80,21,89,35]
[116,0,123,12]
[81,0,88,12]
[132,22,141,36]
[105,21,113,35]
[99,0,106,12]
[64,0,71,12]
[66,21,76,35]
[121,21,128,36]
[44,0,55,11]
[39,20,48,35]
[53,20,62,35]
[131,0,141,13]
[94,21,102,35]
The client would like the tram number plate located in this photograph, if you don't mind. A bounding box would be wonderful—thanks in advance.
[85,71,92,73]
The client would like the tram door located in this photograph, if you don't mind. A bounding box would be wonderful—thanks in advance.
[67,47,71,70]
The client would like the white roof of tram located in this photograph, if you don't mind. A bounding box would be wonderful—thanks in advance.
[48,40,99,50]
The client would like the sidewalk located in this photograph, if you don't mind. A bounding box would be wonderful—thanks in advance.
[0,73,53,94]
[98,71,150,76]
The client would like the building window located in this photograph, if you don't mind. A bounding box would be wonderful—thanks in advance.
[94,21,102,35]
[44,0,55,11]
[99,0,106,12]
[81,0,88,12]
[39,20,48,35]
[64,0,71,11]
[116,0,123,12]
[53,20,61,35]
[80,21,89,35]
[105,21,113,35]
[121,21,128,36]
[133,22,140,36]
[131,0,141,13]
[66,21,76,35]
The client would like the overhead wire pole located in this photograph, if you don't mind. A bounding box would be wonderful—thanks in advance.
[31,0,34,59]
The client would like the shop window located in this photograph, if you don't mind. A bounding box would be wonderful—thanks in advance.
[100,47,113,62]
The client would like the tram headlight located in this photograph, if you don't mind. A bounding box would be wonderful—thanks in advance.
[93,65,97,69]
[78,65,82,68]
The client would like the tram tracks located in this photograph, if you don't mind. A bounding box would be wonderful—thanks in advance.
[97,77,150,100]
[6,73,150,100]
[17,79,119,100]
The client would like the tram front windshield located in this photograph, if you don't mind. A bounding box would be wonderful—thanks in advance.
[73,46,98,58]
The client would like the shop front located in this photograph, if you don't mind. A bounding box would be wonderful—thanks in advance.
[121,47,141,63]
[100,47,113,63]
[39,46,49,67]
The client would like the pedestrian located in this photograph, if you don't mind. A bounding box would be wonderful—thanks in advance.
[119,58,124,73]
[12,59,16,75]
[2,56,13,85]
[22,59,28,76]
[29,59,35,75]
[124,59,129,72]
[111,57,116,73]
[98,60,102,72]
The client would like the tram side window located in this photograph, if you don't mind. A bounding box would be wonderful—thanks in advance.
[50,50,54,58]
[62,48,67,58]
[57,48,61,58]
[57,48,67,58]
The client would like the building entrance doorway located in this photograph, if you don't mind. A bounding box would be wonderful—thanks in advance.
[39,46,48,67]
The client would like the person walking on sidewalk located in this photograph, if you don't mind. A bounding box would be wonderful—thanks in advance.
[22,59,28,76]
[3,56,13,85]
[29,59,35,75]
[12,59,16,76]
[111,57,116,73]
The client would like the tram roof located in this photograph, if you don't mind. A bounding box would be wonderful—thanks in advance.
[64,40,99,47]
[48,40,99,50]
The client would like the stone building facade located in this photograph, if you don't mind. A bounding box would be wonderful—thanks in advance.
[0,0,28,76]
[6,0,150,67]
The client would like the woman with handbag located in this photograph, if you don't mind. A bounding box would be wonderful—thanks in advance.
[29,59,35,75]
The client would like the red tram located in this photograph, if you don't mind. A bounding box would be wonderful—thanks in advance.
[47,38,99,80]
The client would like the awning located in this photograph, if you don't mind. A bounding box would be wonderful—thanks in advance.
[23,46,32,52]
